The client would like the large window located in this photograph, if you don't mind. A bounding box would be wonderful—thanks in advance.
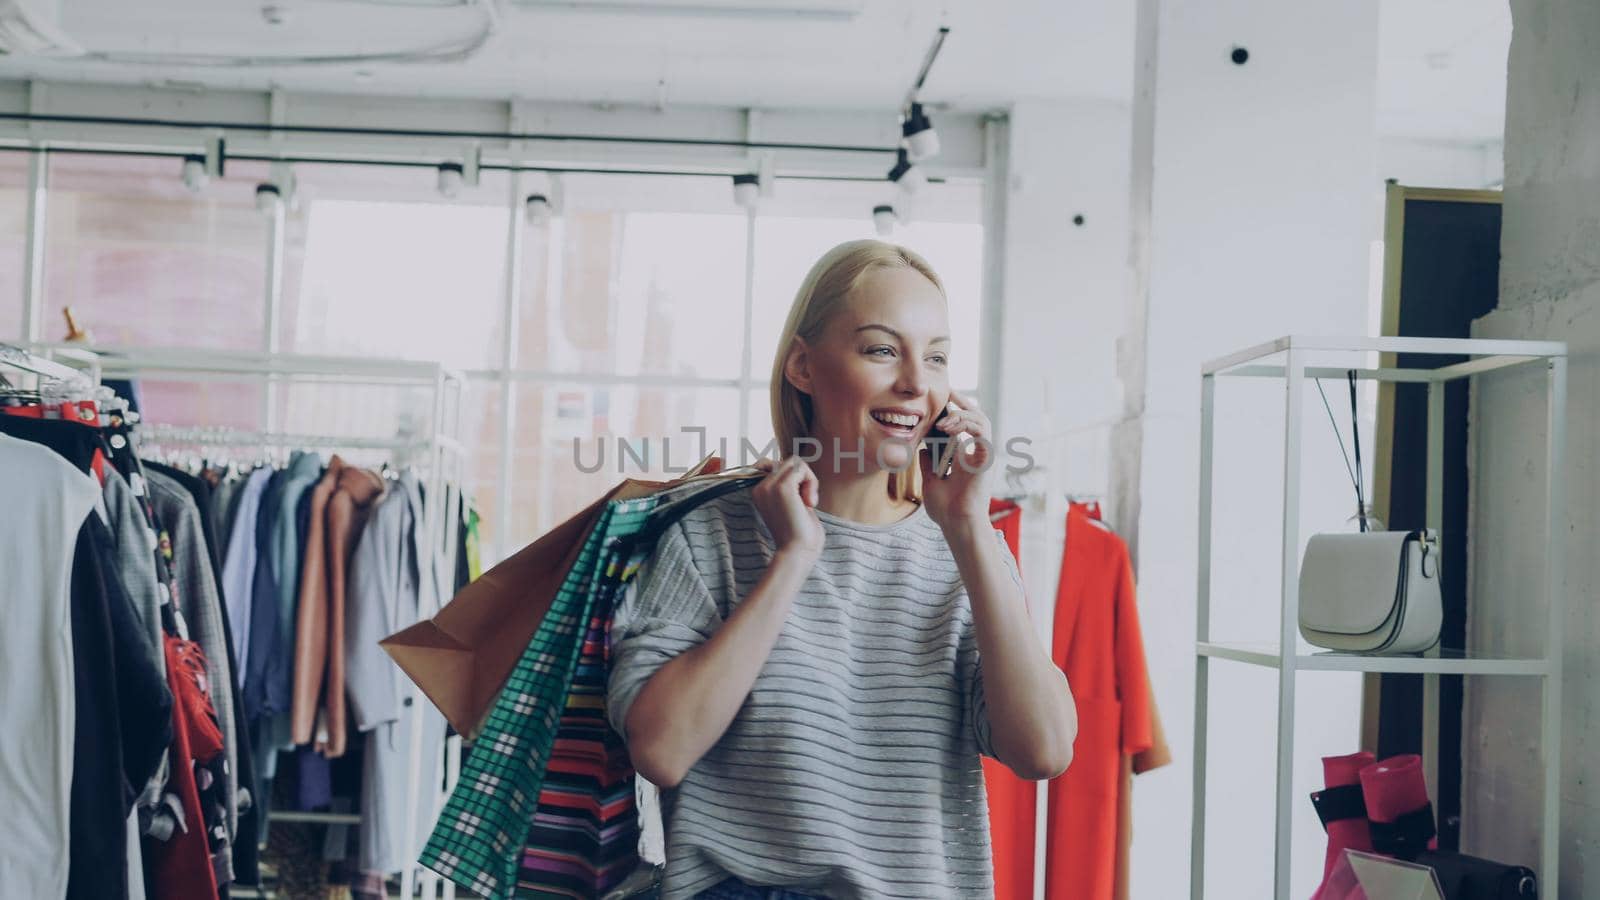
[1,154,985,565]
[0,151,27,342]
[39,153,274,430]
[43,153,271,350]
[280,163,512,370]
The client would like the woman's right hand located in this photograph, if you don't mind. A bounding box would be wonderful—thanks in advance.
[750,456,824,559]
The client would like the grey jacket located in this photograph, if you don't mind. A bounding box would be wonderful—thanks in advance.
[346,472,444,874]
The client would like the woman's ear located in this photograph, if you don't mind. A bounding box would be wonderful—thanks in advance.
[783,338,813,394]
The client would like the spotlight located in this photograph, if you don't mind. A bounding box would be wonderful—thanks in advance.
[732,173,761,210]
[873,204,897,237]
[888,147,927,199]
[902,102,940,162]
[525,193,553,227]
[181,155,208,193]
[437,162,464,199]
[254,183,282,215]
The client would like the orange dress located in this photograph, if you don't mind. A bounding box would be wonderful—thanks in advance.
[983,500,1036,900]
[985,502,1171,900]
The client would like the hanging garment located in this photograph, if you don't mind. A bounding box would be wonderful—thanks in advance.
[321,463,386,757]
[66,517,132,900]
[83,510,176,814]
[145,461,263,885]
[0,433,101,899]
[68,514,179,900]
[420,473,762,900]
[1043,504,1170,900]
[346,471,445,877]
[265,452,326,763]
[290,456,345,747]
[221,467,274,678]
[982,497,1039,900]
[145,634,227,900]
[103,468,169,672]
[147,469,241,881]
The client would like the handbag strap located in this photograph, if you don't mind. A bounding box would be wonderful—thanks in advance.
[1347,370,1367,533]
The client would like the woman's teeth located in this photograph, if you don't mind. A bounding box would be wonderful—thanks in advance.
[871,412,920,429]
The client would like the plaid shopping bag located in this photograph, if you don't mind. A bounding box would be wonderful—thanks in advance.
[421,475,760,900]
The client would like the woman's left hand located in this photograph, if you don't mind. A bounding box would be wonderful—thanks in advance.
[918,390,994,530]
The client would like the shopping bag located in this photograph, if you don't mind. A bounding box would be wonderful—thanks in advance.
[380,454,725,739]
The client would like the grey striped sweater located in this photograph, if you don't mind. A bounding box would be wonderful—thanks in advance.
[607,485,1022,899]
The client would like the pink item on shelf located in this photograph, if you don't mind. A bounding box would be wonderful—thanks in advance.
[1360,754,1438,857]
[1310,751,1376,900]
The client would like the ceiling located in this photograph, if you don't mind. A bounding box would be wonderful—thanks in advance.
[0,0,1137,111]
[0,0,1507,141]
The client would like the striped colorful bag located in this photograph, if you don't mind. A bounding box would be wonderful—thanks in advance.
[419,470,761,899]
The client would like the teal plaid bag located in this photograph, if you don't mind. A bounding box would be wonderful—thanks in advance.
[420,476,760,899]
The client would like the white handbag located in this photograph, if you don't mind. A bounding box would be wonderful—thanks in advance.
[1298,530,1442,654]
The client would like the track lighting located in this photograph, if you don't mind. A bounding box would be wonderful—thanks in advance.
[181,155,208,193]
[524,193,553,227]
[437,162,464,199]
[254,183,282,215]
[732,173,761,210]
[873,204,897,237]
[888,147,926,199]
[902,102,940,162]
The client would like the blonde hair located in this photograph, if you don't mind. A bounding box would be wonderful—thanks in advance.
[768,239,947,503]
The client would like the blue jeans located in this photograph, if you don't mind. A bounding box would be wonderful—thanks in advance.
[694,876,826,899]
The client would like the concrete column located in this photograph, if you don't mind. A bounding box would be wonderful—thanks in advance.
[1127,1,1381,897]
[1465,0,1600,893]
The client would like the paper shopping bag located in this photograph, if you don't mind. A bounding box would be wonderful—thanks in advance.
[380,453,726,738]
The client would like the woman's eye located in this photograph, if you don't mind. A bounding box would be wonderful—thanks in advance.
[867,346,895,357]
[928,355,948,366]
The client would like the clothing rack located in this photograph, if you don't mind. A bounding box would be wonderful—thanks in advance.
[32,344,468,900]
[0,341,98,396]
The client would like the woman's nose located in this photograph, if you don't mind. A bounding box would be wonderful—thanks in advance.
[895,359,929,396]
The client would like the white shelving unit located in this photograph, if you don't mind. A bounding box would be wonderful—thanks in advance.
[1189,335,1568,900]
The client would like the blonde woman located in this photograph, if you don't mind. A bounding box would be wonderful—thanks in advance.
[607,239,1077,899]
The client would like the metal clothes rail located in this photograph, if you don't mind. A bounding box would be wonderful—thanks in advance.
[35,344,468,900]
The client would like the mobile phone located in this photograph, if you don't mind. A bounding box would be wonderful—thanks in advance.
[926,408,959,478]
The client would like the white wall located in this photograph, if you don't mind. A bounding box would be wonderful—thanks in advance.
[1378,137,1504,190]
[988,96,1135,619]
[1464,0,1600,894]
[1128,1,1382,897]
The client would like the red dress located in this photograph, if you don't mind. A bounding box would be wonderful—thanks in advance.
[985,502,1171,900]
[145,635,226,900]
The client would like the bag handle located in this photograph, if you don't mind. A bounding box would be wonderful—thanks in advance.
[1347,371,1367,533]
[1315,370,1369,532]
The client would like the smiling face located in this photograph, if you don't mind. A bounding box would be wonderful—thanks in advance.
[784,265,953,475]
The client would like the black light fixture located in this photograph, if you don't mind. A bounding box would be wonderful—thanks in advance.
[525,193,553,226]
[902,102,940,161]
[181,155,208,193]
[873,204,897,237]
[887,146,927,199]
[732,173,761,210]
[437,162,464,199]
[254,183,282,215]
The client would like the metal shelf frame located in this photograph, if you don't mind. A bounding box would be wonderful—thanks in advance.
[1190,335,1568,900]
